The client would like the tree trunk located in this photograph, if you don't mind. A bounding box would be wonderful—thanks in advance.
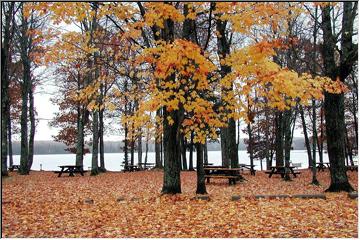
[1,47,9,176]
[137,129,142,168]
[300,105,313,168]
[275,112,284,167]
[203,141,208,165]
[283,110,292,181]
[216,5,238,168]
[144,132,149,165]
[318,104,324,164]
[90,111,99,176]
[99,108,106,172]
[161,15,182,194]
[162,108,182,194]
[155,109,162,168]
[196,143,207,194]
[27,82,36,171]
[75,101,85,166]
[1,2,15,177]
[19,61,30,175]
[124,122,129,169]
[265,108,271,170]
[181,136,187,170]
[130,137,135,166]
[8,114,13,168]
[321,3,355,192]
[189,131,194,171]
[247,123,254,170]
[310,100,320,185]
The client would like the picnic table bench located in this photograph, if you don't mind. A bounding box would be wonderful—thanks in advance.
[138,162,155,170]
[122,164,141,172]
[265,166,300,178]
[316,162,330,172]
[204,167,242,185]
[346,165,358,172]
[8,165,20,171]
[54,165,86,177]
[239,164,256,175]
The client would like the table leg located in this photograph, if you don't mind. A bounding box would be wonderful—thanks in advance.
[269,169,275,178]
[69,168,75,177]
[58,170,63,177]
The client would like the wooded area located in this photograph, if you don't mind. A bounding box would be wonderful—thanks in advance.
[1,2,358,238]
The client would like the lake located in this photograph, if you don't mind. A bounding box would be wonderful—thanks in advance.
[8,150,337,171]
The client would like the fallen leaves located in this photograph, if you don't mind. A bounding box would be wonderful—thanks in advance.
[2,170,358,238]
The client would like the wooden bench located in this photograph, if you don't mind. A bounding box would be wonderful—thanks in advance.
[8,165,20,171]
[205,175,241,185]
[346,165,358,172]
[265,166,301,178]
[55,165,86,177]
[239,164,256,175]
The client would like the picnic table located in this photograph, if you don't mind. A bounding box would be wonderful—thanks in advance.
[346,165,358,172]
[204,167,242,185]
[8,165,20,171]
[122,164,141,172]
[265,166,300,178]
[239,164,256,176]
[138,162,155,170]
[316,162,330,172]
[54,165,85,177]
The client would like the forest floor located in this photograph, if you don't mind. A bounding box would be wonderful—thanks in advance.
[2,169,358,238]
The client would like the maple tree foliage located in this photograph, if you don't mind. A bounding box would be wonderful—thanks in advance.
[19,2,353,186]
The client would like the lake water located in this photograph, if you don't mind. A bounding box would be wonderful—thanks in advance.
[8,150,338,171]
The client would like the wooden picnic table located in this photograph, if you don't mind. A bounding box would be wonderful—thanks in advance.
[316,162,330,172]
[122,164,141,172]
[8,165,20,171]
[265,166,300,178]
[204,167,242,185]
[54,165,85,177]
[138,162,155,170]
[239,164,256,175]
[346,165,358,172]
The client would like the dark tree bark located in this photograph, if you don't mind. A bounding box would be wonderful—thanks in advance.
[19,19,31,175]
[188,131,194,171]
[1,2,15,176]
[123,121,129,169]
[299,105,313,168]
[75,106,85,166]
[265,108,271,170]
[155,109,162,168]
[283,110,292,181]
[161,15,182,194]
[215,4,239,168]
[196,143,207,194]
[27,82,36,171]
[275,112,284,167]
[320,3,356,192]
[137,129,142,168]
[181,135,187,170]
[8,114,13,168]
[162,107,182,194]
[203,141,208,165]
[90,111,99,176]
[144,130,149,166]
[99,108,106,172]
[247,123,254,170]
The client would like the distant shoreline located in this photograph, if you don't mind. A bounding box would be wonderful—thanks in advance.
[9,138,311,155]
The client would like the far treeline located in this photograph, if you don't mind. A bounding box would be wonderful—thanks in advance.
[1,2,357,194]
[10,138,312,155]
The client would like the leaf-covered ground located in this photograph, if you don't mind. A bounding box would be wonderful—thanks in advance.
[2,169,358,238]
